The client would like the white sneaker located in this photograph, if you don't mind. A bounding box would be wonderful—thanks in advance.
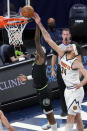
[42,123,51,130]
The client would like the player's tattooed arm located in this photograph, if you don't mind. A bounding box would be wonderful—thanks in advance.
[35,24,45,58]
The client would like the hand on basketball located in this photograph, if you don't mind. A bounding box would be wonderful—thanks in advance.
[32,12,41,24]
[18,74,27,82]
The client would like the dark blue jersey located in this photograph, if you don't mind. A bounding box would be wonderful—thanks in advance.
[32,62,48,89]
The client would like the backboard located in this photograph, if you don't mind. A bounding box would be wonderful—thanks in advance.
[2,0,30,18]
[0,0,33,45]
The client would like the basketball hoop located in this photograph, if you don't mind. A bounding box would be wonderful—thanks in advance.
[2,17,29,45]
[0,16,5,28]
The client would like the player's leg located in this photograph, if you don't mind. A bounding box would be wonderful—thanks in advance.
[64,87,84,131]
[46,111,56,124]
[65,114,75,131]
[57,65,67,116]
[64,88,77,131]
[37,86,58,131]
[42,98,58,131]
[43,110,57,131]
[0,110,16,131]
[74,87,84,131]
[75,113,84,131]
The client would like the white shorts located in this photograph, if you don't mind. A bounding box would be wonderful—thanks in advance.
[64,87,84,115]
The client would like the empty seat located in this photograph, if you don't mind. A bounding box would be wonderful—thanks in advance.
[69,4,87,20]
[69,4,87,43]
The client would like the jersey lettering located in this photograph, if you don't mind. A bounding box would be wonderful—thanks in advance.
[61,61,70,70]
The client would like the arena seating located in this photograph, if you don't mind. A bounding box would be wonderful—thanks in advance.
[69,4,87,44]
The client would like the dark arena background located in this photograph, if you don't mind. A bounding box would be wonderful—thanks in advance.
[0,0,87,131]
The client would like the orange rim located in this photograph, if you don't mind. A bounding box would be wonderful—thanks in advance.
[0,16,4,19]
[3,18,28,26]
[0,16,5,28]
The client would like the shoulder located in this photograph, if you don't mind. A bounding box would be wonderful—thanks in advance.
[72,59,84,70]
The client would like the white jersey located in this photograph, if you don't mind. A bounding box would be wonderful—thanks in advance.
[58,43,71,65]
[60,54,80,87]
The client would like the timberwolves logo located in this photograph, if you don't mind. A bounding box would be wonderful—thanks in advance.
[43,98,50,106]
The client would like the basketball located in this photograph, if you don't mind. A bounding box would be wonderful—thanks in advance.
[21,6,34,18]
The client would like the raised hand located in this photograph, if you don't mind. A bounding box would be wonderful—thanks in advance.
[32,12,41,24]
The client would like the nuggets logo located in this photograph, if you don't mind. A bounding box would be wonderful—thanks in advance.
[73,106,77,110]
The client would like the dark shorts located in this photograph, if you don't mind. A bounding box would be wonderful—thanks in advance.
[36,84,53,113]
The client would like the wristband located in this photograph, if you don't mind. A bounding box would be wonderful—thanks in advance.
[19,57,25,61]
[27,75,33,80]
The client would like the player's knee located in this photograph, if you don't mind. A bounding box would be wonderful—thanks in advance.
[41,98,53,114]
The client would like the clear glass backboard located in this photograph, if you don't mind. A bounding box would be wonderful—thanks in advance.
[2,0,30,18]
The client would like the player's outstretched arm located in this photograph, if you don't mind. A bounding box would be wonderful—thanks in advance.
[73,60,87,89]
[35,24,45,58]
[33,12,64,58]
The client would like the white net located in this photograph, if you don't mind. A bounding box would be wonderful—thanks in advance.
[4,19,27,45]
